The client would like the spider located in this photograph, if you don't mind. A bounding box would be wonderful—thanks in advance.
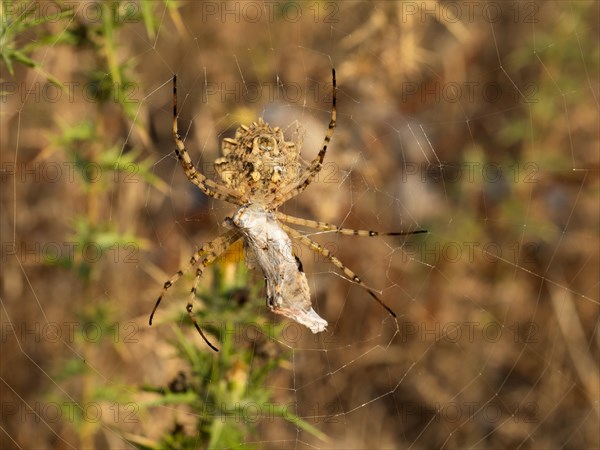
[149,69,426,351]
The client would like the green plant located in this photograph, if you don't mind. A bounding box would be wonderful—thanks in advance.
[128,262,328,449]
[0,0,73,86]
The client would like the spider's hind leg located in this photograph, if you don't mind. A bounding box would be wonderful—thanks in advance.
[273,68,337,207]
[171,74,242,205]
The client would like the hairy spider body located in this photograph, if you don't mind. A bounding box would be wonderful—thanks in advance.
[214,118,302,204]
[149,69,426,351]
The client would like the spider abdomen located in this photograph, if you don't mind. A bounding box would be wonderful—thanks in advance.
[214,118,302,202]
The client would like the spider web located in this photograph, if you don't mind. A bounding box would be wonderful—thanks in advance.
[1,1,599,449]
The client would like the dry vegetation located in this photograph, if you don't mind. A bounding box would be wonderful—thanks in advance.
[1,1,598,449]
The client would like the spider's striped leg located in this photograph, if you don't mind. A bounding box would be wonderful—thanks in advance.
[279,223,397,318]
[172,75,242,205]
[149,229,240,351]
[274,68,337,207]
[276,212,427,236]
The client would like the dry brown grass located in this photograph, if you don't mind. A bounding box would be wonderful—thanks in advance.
[1,1,598,448]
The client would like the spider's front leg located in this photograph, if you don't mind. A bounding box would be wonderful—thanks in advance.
[280,222,398,318]
[149,229,240,351]
[276,212,427,237]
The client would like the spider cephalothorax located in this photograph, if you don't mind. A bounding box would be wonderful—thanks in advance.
[149,69,426,351]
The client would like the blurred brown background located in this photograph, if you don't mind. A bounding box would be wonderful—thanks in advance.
[1,1,598,448]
